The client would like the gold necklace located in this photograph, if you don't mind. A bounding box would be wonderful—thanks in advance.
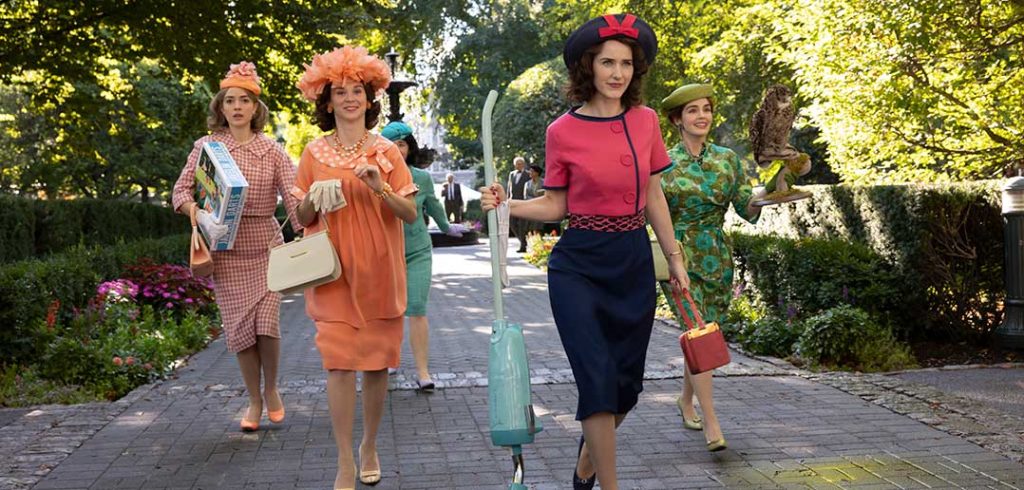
[330,130,370,159]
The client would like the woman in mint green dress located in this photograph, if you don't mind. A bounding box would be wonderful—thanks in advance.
[658,84,762,452]
[382,121,464,392]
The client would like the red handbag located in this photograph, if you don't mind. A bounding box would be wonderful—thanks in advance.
[673,289,731,374]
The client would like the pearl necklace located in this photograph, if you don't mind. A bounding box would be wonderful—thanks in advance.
[330,130,370,159]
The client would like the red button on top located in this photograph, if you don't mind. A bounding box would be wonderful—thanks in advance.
[620,154,633,166]
[623,192,636,204]
[610,122,624,133]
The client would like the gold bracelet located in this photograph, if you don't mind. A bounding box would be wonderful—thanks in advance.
[667,250,682,257]
[375,182,394,200]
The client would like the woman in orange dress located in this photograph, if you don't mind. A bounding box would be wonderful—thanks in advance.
[172,62,300,432]
[292,46,417,490]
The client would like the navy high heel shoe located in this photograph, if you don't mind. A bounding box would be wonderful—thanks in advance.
[573,436,595,490]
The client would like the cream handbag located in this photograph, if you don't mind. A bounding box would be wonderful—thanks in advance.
[267,213,341,295]
[651,236,685,281]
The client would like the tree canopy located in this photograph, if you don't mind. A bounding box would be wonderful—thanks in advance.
[496,0,1023,182]
[425,1,560,166]
[0,0,1021,201]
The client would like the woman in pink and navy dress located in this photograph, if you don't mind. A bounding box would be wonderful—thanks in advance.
[480,14,688,490]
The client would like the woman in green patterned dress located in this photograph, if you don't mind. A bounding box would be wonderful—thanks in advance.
[658,83,762,452]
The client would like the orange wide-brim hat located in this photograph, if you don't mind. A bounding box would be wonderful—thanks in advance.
[295,46,392,101]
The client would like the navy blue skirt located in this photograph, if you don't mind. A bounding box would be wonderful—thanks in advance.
[548,226,655,420]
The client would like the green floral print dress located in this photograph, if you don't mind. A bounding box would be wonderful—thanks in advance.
[659,143,759,326]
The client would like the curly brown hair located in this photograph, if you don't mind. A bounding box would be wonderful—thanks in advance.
[314,82,382,131]
[565,37,649,107]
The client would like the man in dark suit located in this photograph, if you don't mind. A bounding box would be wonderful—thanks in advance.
[507,156,530,252]
[442,173,463,223]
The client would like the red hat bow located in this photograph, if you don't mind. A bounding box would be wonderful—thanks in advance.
[598,14,639,39]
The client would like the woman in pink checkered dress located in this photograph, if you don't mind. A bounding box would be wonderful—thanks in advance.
[172,62,301,432]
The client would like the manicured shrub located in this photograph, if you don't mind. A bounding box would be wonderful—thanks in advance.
[731,232,901,326]
[728,181,1003,339]
[738,315,804,359]
[0,196,186,263]
[795,305,917,372]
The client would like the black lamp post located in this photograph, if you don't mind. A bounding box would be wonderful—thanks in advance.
[997,173,1024,349]
[384,48,417,122]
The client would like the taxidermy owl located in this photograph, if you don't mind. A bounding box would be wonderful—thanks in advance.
[748,84,812,206]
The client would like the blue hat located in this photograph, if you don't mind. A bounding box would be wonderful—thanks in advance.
[381,121,413,142]
[563,13,658,69]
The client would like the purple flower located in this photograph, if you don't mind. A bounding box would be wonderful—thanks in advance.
[165,302,174,308]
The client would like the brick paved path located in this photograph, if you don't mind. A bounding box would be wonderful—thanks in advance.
[6,244,1023,489]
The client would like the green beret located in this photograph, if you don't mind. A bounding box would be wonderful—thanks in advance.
[661,83,714,113]
[381,121,413,142]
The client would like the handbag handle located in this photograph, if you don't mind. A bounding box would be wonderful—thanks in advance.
[672,289,706,331]
[269,208,329,250]
[189,203,203,251]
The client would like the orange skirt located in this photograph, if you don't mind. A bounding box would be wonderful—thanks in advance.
[314,317,404,371]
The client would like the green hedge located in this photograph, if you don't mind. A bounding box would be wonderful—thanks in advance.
[0,234,189,365]
[728,182,1004,339]
[0,196,187,263]
[731,232,902,325]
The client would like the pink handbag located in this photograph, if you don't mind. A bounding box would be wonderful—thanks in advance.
[189,204,214,277]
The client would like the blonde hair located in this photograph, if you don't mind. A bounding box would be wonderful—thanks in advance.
[207,88,270,131]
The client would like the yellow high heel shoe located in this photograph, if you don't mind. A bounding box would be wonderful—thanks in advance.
[706,438,727,452]
[676,396,703,430]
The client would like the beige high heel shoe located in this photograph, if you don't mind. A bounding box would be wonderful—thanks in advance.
[706,438,727,452]
[676,395,703,430]
[359,449,382,486]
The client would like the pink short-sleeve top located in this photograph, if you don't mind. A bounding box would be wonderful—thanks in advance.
[543,105,672,217]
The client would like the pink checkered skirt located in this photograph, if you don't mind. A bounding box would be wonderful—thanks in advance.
[210,216,284,353]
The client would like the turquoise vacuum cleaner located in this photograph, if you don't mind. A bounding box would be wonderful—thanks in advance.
[482,89,543,490]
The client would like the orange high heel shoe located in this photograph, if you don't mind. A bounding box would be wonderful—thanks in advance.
[240,403,261,432]
[267,391,285,423]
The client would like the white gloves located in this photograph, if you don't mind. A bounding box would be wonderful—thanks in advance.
[308,179,347,213]
[446,223,468,237]
[196,209,228,244]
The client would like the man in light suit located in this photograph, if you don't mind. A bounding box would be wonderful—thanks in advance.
[507,156,530,252]
[442,173,463,223]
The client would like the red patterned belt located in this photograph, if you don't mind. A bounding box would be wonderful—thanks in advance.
[567,209,646,232]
